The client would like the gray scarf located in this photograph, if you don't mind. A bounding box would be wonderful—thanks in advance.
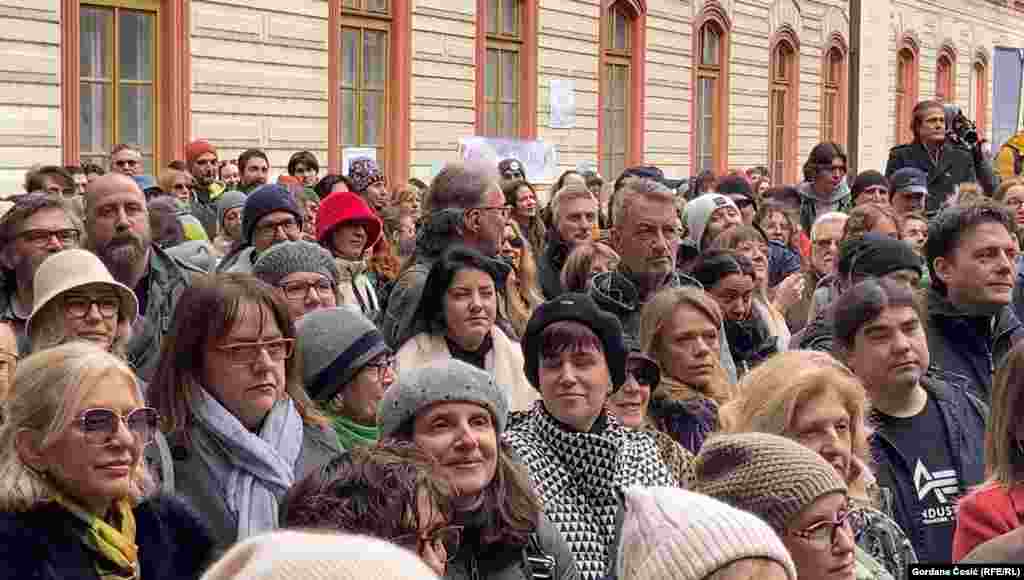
[190,390,304,540]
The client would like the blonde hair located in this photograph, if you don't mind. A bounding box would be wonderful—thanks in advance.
[559,241,620,293]
[28,292,132,358]
[718,350,873,499]
[158,168,193,195]
[0,342,153,511]
[640,286,731,403]
[986,343,1024,486]
[505,221,544,338]
[994,177,1024,204]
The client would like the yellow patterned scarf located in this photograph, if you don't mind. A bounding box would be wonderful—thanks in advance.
[54,492,140,579]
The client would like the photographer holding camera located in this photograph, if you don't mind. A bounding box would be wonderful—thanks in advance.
[885,99,994,215]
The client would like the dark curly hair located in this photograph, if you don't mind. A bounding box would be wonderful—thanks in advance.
[280,442,454,538]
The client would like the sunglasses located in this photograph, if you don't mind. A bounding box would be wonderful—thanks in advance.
[73,407,160,446]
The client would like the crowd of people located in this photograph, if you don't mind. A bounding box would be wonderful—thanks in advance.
[2,96,1024,579]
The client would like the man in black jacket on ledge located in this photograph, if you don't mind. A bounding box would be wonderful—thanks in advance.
[886,99,993,215]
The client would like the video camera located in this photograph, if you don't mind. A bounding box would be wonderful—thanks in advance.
[944,104,980,149]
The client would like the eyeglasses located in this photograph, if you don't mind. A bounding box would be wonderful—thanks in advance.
[363,354,396,380]
[64,295,120,319]
[1007,198,1024,209]
[392,525,463,561]
[255,218,300,240]
[17,228,80,248]
[504,236,524,249]
[789,507,852,548]
[473,205,512,219]
[502,171,524,180]
[73,407,160,446]
[216,338,296,365]
[279,279,334,301]
[113,159,139,168]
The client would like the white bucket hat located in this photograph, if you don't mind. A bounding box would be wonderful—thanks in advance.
[27,249,139,336]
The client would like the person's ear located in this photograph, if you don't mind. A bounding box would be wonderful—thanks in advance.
[15,428,48,473]
[463,208,481,235]
[933,255,952,286]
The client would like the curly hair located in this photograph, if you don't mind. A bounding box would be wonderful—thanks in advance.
[281,442,453,536]
[841,202,901,242]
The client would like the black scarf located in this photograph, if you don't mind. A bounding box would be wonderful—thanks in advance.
[445,332,494,370]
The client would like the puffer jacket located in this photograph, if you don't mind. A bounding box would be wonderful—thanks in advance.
[446,513,580,580]
[925,288,1024,402]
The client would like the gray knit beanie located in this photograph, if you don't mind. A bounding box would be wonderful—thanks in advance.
[296,307,390,403]
[378,360,509,438]
[685,194,739,252]
[253,240,339,287]
[217,190,247,229]
[693,433,847,535]
[616,487,797,580]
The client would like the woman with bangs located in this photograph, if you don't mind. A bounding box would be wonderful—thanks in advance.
[639,287,732,454]
[719,350,916,579]
[0,342,214,579]
[504,294,677,580]
[148,273,341,550]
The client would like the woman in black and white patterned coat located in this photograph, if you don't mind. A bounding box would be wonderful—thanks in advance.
[503,293,679,580]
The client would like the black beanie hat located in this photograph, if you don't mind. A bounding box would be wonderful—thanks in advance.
[522,293,628,391]
[838,233,922,279]
[242,184,304,245]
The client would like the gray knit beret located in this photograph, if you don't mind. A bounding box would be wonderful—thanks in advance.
[693,433,847,535]
[296,307,389,403]
[216,190,247,229]
[252,240,339,287]
[378,360,509,438]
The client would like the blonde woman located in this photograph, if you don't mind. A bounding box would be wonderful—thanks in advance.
[719,350,916,579]
[0,342,214,579]
[953,343,1024,561]
[500,221,544,339]
[559,241,620,294]
[639,286,732,454]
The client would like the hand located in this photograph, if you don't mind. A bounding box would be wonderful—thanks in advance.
[773,273,805,312]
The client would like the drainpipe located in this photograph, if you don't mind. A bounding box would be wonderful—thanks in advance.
[847,0,861,175]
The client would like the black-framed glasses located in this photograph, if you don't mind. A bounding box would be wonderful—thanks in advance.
[789,506,852,548]
[391,525,463,561]
[502,170,525,180]
[64,295,120,319]
[17,228,80,248]
[363,354,396,380]
[216,338,295,365]
[279,279,334,301]
[255,218,300,240]
[74,407,160,446]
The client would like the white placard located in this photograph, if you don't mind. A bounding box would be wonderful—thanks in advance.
[549,79,576,129]
[457,137,559,182]
[341,147,377,175]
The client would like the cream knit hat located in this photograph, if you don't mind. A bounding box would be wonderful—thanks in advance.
[616,487,797,580]
[201,531,440,580]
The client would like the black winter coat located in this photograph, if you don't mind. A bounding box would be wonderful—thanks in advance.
[925,289,1024,402]
[884,142,989,215]
[870,376,988,563]
[0,495,214,580]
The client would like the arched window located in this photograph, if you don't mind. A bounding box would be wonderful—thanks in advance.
[476,0,538,138]
[769,31,798,184]
[331,0,411,182]
[895,37,919,144]
[599,0,645,180]
[693,6,730,174]
[936,45,956,103]
[972,57,988,136]
[821,40,847,146]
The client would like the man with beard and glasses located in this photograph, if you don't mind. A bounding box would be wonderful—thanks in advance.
[185,139,225,239]
[0,193,82,351]
[84,173,203,381]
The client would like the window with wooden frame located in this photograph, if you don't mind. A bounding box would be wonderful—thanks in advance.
[79,1,158,173]
[821,42,846,145]
[769,35,797,184]
[895,40,919,144]
[340,0,390,171]
[936,46,956,103]
[972,57,988,135]
[483,0,520,137]
[601,3,632,180]
[695,20,725,172]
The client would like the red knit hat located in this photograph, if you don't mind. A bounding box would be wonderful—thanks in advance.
[316,191,382,252]
[186,139,217,164]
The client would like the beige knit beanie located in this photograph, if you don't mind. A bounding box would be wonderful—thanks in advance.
[693,433,848,535]
[200,531,440,580]
[616,487,797,580]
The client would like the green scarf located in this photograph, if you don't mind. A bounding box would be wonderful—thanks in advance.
[330,412,380,450]
[54,492,139,580]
